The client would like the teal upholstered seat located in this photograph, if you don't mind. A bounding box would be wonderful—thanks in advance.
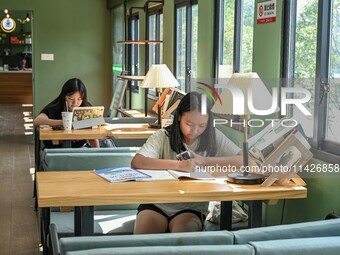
[64,245,254,255]
[59,231,235,255]
[232,218,340,244]
[42,148,140,237]
[50,219,340,255]
[250,236,340,255]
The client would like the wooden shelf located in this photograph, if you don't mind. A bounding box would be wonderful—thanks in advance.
[117,75,145,81]
[118,109,157,118]
[117,40,163,45]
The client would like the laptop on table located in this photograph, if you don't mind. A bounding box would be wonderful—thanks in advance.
[72,106,105,129]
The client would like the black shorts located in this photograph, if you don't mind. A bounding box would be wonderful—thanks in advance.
[137,204,206,229]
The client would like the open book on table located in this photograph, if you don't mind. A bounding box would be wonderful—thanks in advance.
[93,167,152,182]
[137,169,215,181]
[94,167,214,182]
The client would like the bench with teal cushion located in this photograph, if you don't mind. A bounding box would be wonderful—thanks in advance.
[249,236,340,255]
[231,217,340,244]
[50,219,340,255]
[42,147,140,238]
[42,147,139,171]
[65,245,255,255]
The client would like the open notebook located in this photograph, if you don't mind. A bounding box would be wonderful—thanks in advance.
[93,167,214,183]
[137,169,214,181]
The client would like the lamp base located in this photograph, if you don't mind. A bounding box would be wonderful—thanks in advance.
[227,172,264,185]
[148,122,161,129]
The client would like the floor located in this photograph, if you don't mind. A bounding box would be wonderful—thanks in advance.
[0,104,42,255]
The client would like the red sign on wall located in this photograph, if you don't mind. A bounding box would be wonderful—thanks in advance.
[257,0,277,24]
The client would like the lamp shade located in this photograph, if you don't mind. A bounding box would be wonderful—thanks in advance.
[211,72,278,116]
[140,64,180,89]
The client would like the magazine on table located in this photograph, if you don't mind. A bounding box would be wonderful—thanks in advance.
[94,167,215,183]
[93,167,152,182]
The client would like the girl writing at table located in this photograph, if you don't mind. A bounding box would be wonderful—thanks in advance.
[131,91,243,234]
[33,78,99,148]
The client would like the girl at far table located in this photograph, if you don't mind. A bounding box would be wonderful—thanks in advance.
[33,78,99,148]
[131,91,243,234]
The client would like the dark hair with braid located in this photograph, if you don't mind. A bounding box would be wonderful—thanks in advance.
[165,91,216,156]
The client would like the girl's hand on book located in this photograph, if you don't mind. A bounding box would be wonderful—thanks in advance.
[189,151,206,168]
[176,159,192,172]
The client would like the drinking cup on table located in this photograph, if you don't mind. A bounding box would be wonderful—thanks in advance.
[61,112,73,130]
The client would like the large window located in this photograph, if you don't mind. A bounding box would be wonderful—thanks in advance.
[129,13,140,90]
[284,0,340,160]
[147,9,163,68]
[216,0,234,79]
[175,0,198,91]
[327,0,340,144]
[240,0,254,73]
[214,0,254,81]
[147,8,163,96]
[291,0,318,138]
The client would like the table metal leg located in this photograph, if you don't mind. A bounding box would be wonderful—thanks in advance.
[74,206,94,236]
[248,200,262,228]
[220,201,232,230]
[62,140,72,148]
[41,207,50,255]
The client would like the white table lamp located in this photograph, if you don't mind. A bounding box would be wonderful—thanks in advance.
[140,64,180,128]
[211,72,277,184]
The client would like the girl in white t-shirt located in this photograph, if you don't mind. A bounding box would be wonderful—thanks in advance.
[131,91,243,234]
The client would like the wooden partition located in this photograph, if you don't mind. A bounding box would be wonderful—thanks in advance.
[0,72,32,104]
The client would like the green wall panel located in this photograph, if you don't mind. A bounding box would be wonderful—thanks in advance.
[253,0,283,82]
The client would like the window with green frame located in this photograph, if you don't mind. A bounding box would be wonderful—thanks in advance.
[283,0,340,162]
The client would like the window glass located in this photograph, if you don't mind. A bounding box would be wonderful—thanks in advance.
[131,16,139,77]
[218,0,234,79]
[148,14,157,67]
[240,0,254,73]
[176,6,186,90]
[160,13,163,63]
[327,0,340,143]
[292,0,318,138]
[191,4,198,79]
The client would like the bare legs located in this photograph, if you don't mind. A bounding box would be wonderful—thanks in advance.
[134,210,203,234]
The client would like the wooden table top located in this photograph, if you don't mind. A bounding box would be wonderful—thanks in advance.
[37,171,307,208]
[39,124,157,141]
[104,123,158,139]
[39,125,108,141]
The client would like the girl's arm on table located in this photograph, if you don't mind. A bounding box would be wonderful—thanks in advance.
[131,153,191,172]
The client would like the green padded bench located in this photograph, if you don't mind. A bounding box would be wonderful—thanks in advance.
[42,147,139,171]
[41,147,140,253]
[50,219,340,255]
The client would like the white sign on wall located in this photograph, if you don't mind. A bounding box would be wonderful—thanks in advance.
[257,0,277,24]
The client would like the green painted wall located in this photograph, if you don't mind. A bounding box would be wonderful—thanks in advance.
[0,0,112,115]
[197,0,214,78]
[253,0,283,81]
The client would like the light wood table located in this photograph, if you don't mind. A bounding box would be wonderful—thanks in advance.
[39,125,109,146]
[37,170,307,238]
[39,124,157,145]
[104,123,158,139]
[117,108,157,118]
